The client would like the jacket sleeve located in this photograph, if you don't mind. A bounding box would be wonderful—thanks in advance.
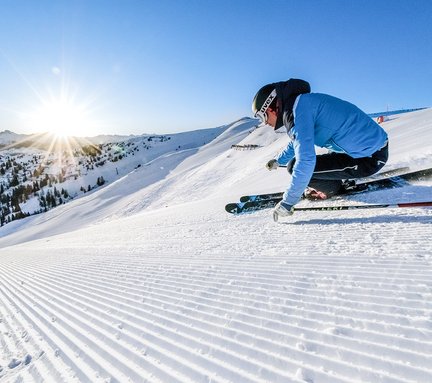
[275,142,295,165]
[282,102,316,206]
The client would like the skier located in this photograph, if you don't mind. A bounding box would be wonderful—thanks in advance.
[252,79,389,221]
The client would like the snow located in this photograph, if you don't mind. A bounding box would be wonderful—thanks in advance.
[1,109,432,382]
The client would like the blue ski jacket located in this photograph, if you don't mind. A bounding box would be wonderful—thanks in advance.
[275,93,388,206]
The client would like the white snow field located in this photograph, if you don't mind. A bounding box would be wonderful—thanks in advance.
[1,110,432,383]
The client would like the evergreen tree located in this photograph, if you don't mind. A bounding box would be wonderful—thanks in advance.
[97,176,106,186]
[10,174,19,187]
[61,188,69,198]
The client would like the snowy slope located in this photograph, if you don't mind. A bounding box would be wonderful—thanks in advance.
[0,120,254,247]
[0,110,432,383]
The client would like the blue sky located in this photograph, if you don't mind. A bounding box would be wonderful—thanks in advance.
[0,0,431,136]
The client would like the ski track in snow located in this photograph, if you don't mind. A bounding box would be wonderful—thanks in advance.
[1,110,432,382]
[1,203,432,383]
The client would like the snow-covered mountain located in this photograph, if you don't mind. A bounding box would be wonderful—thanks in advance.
[0,130,137,149]
[0,124,234,227]
[0,130,30,146]
[0,110,431,382]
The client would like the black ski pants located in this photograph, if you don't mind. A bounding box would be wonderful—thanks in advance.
[287,141,389,196]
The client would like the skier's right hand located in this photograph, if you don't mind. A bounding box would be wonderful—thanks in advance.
[273,201,294,222]
[266,159,278,171]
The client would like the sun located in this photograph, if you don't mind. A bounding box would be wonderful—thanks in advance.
[31,97,96,138]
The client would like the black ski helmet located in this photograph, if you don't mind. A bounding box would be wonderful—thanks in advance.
[252,84,277,120]
[253,79,311,130]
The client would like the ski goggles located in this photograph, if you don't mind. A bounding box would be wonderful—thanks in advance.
[254,89,277,124]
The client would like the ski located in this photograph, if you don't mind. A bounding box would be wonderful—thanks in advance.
[238,166,431,203]
[226,198,281,214]
[294,201,432,212]
[226,167,432,214]
[239,191,283,203]
[226,198,432,215]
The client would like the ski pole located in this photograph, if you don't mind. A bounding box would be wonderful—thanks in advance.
[294,201,432,212]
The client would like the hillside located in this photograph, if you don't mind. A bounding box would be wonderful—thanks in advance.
[0,110,431,382]
[0,124,233,230]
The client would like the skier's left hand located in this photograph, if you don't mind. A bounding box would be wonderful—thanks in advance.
[273,201,294,222]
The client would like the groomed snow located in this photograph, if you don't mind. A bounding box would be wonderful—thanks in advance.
[0,110,431,382]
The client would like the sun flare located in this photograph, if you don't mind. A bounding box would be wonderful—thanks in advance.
[31,98,95,138]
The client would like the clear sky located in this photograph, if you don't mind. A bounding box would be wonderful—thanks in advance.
[0,0,431,136]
